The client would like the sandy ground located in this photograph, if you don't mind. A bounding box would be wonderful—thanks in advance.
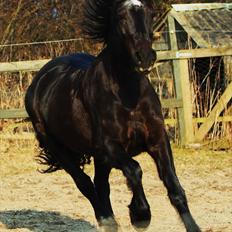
[0,137,231,232]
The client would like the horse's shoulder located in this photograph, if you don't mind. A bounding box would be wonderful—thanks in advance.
[38,53,95,74]
[55,53,96,71]
[68,53,96,69]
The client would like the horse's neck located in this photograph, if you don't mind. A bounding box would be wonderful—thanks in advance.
[99,47,143,108]
[100,47,138,81]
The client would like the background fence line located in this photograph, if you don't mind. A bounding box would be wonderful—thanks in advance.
[1,47,232,145]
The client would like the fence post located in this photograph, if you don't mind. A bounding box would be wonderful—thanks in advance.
[167,15,194,146]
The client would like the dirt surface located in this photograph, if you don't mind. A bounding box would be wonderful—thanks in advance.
[0,137,231,232]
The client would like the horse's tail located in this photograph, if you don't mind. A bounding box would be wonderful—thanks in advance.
[28,119,62,174]
[36,132,63,174]
[35,127,91,173]
[25,81,62,173]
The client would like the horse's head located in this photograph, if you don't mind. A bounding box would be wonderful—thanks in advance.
[115,0,156,72]
[82,0,156,72]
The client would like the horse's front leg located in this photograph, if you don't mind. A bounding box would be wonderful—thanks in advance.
[105,140,151,229]
[148,132,201,232]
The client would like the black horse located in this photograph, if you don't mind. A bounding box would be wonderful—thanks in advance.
[25,0,201,231]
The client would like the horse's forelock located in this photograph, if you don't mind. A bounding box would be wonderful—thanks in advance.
[124,0,143,8]
[122,0,156,10]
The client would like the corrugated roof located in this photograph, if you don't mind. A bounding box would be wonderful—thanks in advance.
[170,3,232,48]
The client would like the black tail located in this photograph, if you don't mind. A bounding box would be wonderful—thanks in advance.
[36,147,62,173]
[35,126,91,173]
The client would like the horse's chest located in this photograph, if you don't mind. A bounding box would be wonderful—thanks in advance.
[102,105,164,154]
[123,111,150,154]
[127,111,148,138]
[119,108,164,154]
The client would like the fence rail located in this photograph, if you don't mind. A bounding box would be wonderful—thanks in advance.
[0,47,232,73]
[0,59,50,72]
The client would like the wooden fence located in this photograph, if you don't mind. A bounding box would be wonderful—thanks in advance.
[1,47,232,145]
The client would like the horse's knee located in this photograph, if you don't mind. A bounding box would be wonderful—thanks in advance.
[122,160,142,187]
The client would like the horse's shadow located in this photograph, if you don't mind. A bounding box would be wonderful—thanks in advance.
[0,209,98,232]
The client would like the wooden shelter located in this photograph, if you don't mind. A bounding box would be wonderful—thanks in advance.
[152,3,232,145]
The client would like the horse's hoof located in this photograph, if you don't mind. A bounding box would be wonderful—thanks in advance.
[99,217,118,232]
[129,206,151,230]
[132,220,151,231]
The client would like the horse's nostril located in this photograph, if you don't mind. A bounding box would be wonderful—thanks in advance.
[135,52,142,64]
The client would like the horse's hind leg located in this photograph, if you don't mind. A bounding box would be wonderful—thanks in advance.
[94,159,113,216]
[38,136,118,231]
[94,159,118,230]
[148,132,201,232]
[62,162,118,231]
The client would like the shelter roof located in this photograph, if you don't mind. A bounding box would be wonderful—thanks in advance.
[170,3,232,47]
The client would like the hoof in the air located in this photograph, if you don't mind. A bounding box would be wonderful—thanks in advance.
[132,220,151,231]
[129,206,151,230]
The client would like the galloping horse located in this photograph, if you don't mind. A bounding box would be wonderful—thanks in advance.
[25,0,201,231]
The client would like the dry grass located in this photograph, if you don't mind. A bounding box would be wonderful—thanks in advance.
[1,132,231,177]
[0,134,37,177]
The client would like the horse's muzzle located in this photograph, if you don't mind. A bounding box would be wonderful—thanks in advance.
[135,49,156,73]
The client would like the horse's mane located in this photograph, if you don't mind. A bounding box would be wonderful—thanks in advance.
[81,0,114,43]
[81,0,157,43]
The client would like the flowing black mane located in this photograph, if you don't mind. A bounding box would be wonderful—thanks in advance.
[81,0,114,43]
[81,0,157,44]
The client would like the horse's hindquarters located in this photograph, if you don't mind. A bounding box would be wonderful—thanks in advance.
[25,55,95,167]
